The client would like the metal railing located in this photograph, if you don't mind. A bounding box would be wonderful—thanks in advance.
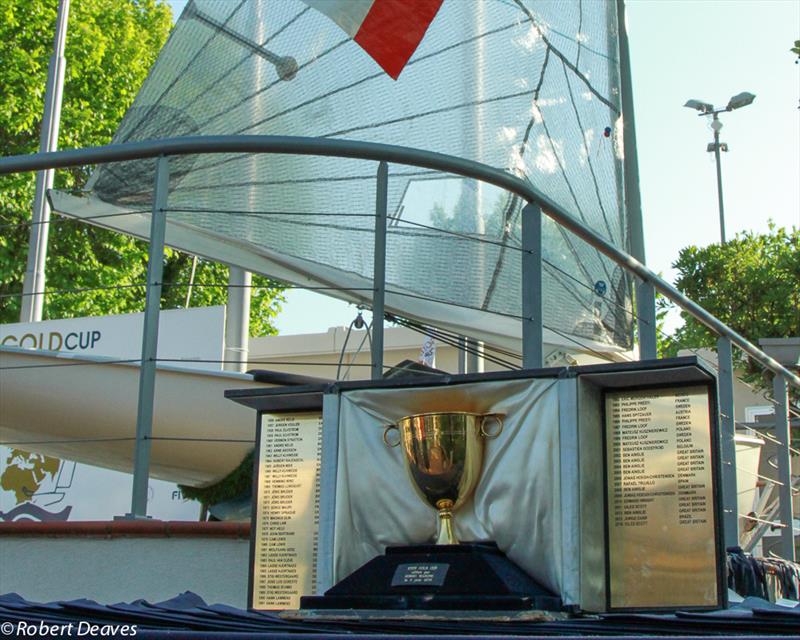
[1,135,797,556]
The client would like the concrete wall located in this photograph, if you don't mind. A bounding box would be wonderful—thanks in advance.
[0,523,251,607]
[249,325,490,379]
[249,325,611,380]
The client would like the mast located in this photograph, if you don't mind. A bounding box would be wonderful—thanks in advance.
[616,0,657,359]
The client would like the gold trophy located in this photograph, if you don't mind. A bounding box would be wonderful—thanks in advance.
[384,412,503,545]
[303,409,558,611]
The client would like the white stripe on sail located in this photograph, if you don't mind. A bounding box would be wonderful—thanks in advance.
[301,0,376,37]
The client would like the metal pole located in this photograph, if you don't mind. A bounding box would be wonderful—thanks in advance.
[712,113,726,243]
[716,336,738,548]
[773,373,796,561]
[462,2,485,375]
[185,3,297,81]
[465,339,484,373]
[616,0,657,360]
[224,267,251,373]
[20,0,69,322]
[371,161,388,380]
[129,156,169,518]
[521,203,543,369]
[184,256,198,307]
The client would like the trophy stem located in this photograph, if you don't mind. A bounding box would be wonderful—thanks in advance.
[435,499,458,545]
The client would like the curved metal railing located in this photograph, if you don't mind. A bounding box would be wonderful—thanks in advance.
[1,134,797,387]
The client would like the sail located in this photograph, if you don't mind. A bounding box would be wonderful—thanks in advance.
[53,0,633,353]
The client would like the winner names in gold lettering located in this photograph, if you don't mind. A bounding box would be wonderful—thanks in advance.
[605,386,718,608]
[251,413,323,610]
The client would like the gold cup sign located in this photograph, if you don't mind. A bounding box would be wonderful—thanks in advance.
[383,412,503,545]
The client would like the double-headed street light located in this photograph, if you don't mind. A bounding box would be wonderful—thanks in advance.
[684,91,756,243]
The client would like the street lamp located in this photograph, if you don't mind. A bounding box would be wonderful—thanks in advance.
[684,91,756,243]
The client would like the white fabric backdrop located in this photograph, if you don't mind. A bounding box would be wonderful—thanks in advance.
[332,378,563,594]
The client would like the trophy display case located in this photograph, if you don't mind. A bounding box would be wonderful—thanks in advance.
[226,356,727,613]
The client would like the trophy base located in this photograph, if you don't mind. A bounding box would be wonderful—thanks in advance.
[300,541,562,611]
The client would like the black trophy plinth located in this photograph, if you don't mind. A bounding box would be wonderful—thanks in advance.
[300,542,562,611]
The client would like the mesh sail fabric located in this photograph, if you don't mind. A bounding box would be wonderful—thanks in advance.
[83,0,633,351]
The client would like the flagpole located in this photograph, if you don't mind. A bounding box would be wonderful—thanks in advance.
[20,0,70,322]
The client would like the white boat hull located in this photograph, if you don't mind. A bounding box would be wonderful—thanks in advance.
[0,348,270,486]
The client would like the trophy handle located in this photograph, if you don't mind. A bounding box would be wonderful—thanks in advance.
[480,413,504,438]
[383,424,401,447]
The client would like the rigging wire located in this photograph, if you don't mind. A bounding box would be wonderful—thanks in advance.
[392,217,525,251]
[560,59,619,247]
[0,437,136,446]
[168,207,376,217]
[1,282,148,299]
[167,168,437,192]
[1,283,374,298]
[386,311,522,361]
[0,358,141,371]
[382,287,524,322]
[336,311,372,380]
[389,314,520,370]
[543,324,615,362]
[153,358,371,368]
[736,422,800,457]
[511,0,619,113]
[0,209,151,232]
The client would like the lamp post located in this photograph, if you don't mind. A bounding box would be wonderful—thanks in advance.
[684,91,756,243]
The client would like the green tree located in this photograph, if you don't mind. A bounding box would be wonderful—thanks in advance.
[0,0,283,335]
[660,225,800,391]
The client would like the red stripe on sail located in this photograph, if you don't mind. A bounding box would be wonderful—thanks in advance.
[353,0,444,79]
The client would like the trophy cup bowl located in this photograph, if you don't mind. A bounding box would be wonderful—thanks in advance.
[384,412,503,545]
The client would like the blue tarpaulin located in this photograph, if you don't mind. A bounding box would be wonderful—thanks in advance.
[1,592,798,638]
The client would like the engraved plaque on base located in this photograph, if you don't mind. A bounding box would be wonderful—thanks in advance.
[391,563,450,587]
[604,385,721,609]
[250,412,323,610]
[300,542,562,611]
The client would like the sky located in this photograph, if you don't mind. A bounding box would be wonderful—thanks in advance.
[627,0,799,276]
[168,0,800,335]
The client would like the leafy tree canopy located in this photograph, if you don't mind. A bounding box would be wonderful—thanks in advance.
[659,224,799,390]
[0,0,283,335]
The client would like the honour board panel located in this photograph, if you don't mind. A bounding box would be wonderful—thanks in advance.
[251,412,323,610]
[604,385,720,609]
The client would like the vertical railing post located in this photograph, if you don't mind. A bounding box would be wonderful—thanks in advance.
[773,373,796,561]
[716,336,738,548]
[371,161,388,380]
[457,338,467,374]
[465,340,484,374]
[521,202,543,369]
[128,155,169,518]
